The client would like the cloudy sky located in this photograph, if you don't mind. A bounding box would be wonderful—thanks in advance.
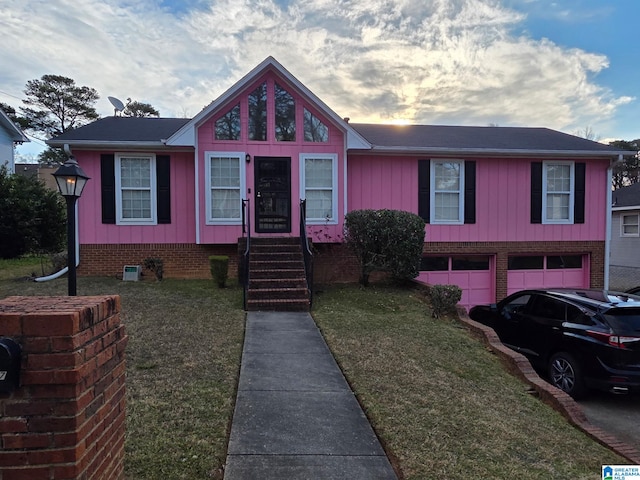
[1,0,638,158]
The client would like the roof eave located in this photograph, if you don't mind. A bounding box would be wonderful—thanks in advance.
[0,112,29,143]
[351,145,624,158]
[45,139,191,151]
[612,205,640,211]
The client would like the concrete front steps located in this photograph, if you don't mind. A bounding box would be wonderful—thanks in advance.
[245,237,311,311]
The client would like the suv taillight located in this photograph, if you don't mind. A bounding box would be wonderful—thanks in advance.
[587,330,640,349]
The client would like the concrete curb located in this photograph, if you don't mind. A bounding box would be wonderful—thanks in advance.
[455,305,640,464]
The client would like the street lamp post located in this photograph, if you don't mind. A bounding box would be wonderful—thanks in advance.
[52,157,90,296]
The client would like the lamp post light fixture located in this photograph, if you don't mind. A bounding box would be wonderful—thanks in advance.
[52,156,90,296]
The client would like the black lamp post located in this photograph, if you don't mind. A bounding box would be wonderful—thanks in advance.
[52,156,90,296]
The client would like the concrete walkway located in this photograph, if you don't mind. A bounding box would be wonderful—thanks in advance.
[224,311,398,480]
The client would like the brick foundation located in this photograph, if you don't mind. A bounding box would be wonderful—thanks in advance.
[76,240,605,301]
[78,243,238,280]
[0,296,127,480]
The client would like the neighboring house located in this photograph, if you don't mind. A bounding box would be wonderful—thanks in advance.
[47,57,624,309]
[14,163,59,191]
[610,183,640,290]
[0,108,29,173]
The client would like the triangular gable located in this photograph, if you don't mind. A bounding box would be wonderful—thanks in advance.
[0,109,29,143]
[166,56,370,150]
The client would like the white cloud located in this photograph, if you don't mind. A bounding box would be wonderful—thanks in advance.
[0,0,631,141]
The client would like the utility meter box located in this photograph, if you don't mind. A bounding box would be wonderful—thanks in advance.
[0,337,21,393]
[122,265,142,281]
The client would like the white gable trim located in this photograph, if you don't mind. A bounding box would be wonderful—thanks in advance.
[165,57,371,150]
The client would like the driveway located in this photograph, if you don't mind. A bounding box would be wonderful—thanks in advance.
[578,392,640,450]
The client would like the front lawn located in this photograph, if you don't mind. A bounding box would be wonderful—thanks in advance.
[0,269,624,479]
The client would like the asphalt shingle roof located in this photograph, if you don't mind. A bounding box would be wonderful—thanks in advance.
[49,116,624,156]
[49,117,190,144]
[350,123,620,153]
[612,182,640,207]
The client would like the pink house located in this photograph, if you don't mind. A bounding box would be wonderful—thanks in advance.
[48,57,624,310]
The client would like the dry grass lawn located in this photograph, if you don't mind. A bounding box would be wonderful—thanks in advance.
[0,261,626,479]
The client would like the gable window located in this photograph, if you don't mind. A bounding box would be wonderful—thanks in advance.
[543,162,574,223]
[531,161,584,224]
[115,154,156,224]
[215,104,240,140]
[622,213,639,236]
[275,83,295,141]
[300,153,337,223]
[206,152,245,223]
[248,82,267,141]
[303,108,329,142]
[432,160,464,224]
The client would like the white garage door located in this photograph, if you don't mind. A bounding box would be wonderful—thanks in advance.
[416,255,494,311]
[507,254,588,295]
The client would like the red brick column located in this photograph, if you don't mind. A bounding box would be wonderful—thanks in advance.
[0,296,127,480]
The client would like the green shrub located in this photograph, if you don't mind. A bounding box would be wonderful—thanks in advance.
[0,166,66,259]
[209,255,229,288]
[143,257,164,281]
[430,284,462,318]
[344,209,426,286]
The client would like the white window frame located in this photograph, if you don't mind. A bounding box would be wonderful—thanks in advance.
[621,213,640,237]
[542,161,574,224]
[430,159,464,225]
[205,151,246,225]
[115,153,157,225]
[299,153,338,224]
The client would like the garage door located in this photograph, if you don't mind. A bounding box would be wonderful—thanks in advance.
[507,254,588,295]
[416,255,494,311]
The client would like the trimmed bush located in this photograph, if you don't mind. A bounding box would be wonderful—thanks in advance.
[143,257,164,281]
[430,284,462,318]
[209,255,229,288]
[344,209,426,286]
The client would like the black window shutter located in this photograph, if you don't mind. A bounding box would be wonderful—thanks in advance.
[530,162,542,224]
[464,161,476,224]
[574,162,585,224]
[156,155,171,224]
[418,160,430,223]
[101,154,116,224]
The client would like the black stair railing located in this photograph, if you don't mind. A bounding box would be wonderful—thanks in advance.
[299,199,314,308]
[241,199,251,310]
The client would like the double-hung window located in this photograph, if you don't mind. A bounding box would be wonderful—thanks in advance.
[115,154,156,224]
[300,154,337,223]
[431,160,464,224]
[543,161,574,223]
[622,213,639,236]
[206,152,245,224]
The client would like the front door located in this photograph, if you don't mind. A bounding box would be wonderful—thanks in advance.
[255,157,291,233]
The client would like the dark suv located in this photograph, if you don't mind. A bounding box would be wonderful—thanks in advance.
[469,289,640,398]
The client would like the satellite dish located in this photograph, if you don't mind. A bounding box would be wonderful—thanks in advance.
[108,96,125,116]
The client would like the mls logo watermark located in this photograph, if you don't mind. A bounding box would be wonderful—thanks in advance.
[0,371,6,381]
[604,465,640,480]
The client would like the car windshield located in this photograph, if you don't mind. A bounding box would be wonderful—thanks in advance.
[603,308,640,332]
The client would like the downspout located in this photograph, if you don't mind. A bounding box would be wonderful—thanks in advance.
[604,154,624,290]
[35,144,80,282]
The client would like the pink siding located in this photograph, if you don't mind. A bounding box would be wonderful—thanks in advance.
[196,71,346,244]
[348,155,608,242]
[75,151,196,244]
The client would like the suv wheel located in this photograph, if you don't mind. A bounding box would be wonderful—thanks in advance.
[548,352,587,399]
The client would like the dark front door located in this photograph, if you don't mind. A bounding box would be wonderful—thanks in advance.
[255,157,291,233]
